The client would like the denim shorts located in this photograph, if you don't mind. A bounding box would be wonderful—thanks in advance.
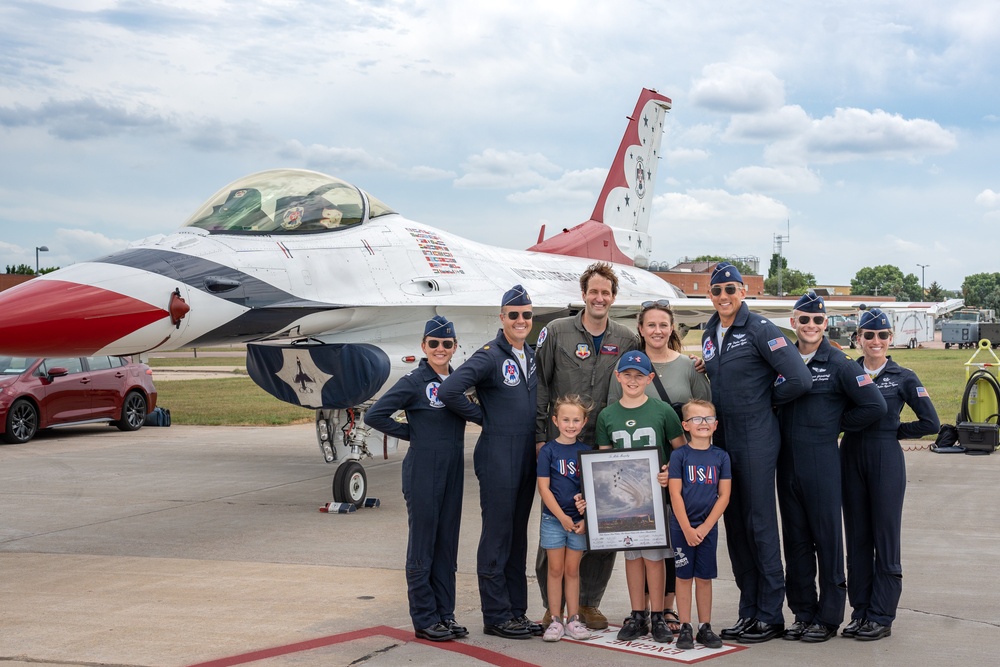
[539,512,587,551]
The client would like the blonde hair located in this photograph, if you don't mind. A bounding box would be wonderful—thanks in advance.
[553,394,593,420]
[681,398,716,419]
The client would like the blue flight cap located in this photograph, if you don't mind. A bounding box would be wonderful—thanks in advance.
[501,284,532,307]
[424,315,455,338]
[617,350,652,375]
[710,262,743,285]
[858,308,891,330]
[794,290,825,313]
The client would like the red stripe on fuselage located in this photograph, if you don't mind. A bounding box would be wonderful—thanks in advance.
[0,279,168,356]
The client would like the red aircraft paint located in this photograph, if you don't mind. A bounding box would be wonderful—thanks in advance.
[0,279,167,356]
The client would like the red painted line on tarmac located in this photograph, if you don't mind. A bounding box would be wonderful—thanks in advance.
[185,625,540,667]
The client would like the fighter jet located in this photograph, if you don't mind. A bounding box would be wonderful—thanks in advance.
[0,88,776,506]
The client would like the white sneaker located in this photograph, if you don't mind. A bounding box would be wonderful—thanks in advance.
[543,619,565,642]
[564,616,592,640]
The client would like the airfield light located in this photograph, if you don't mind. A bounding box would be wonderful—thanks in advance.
[917,263,930,297]
[35,246,49,275]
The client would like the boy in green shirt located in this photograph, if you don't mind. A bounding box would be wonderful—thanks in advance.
[596,351,686,642]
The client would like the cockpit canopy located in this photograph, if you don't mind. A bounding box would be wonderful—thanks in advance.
[183,169,396,235]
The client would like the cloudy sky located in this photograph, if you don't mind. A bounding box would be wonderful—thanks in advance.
[2,0,998,291]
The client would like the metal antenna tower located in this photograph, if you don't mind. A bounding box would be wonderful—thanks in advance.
[773,221,790,296]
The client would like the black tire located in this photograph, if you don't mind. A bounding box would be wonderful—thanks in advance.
[3,399,39,444]
[332,461,367,508]
[115,391,147,432]
[945,343,951,349]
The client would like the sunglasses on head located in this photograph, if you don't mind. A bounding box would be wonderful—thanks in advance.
[797,315,826,325]
[504,310,533,320]
[641,299,671,310]
[862,331,892,340]
[684,415,717,425]
[426,339,455,349]
[710,284,739,296]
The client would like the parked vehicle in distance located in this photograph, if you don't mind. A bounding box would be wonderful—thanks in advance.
[0,356,157,444]
[827,314,859,348]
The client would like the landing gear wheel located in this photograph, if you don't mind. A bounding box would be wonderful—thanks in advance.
[3,399,38,444]
[332,461,367,508]
[115,391,148,431]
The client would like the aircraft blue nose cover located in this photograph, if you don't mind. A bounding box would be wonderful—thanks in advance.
[246,342,391,410]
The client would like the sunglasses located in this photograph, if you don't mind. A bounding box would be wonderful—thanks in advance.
[797,315,826,325]
[641,299,671,310]
[684,416,717,425]
[504,310,533,320]
[862,331,892,340]
[710,285,739,296]
[425,339,455,349]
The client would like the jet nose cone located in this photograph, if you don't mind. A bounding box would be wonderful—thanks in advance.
[0,278,168,356]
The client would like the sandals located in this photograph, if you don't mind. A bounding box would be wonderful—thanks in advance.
[664,609,681,632]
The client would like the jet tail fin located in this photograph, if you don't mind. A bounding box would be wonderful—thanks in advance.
[528,88,671,268]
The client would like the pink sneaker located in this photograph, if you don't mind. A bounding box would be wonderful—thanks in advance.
[564,616,592,640]
[543,619,565,642]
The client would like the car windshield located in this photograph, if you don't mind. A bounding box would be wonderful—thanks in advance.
[0,357,37,374]
[183,169,396,235]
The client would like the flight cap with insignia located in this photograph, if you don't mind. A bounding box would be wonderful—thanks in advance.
[710,261,743,285]
[617,350,653,375]
[794,290,825,313]
[424,315,455,338]
[858,307,891,330]
[501,284,532,307]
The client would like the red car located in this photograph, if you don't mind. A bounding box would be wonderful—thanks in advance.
[0,355,158,444]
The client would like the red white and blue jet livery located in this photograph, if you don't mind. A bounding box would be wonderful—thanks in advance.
[0,89,792,505]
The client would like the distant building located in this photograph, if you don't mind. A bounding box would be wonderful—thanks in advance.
[0,275,34,292]
[813,285,852,296]
[653,260,765,297]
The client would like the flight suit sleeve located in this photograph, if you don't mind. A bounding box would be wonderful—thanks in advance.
[758,328,813,405]
[897,372,940,440]
[439,352,486,425]
[364,376,413,441]
[836,356,888,432]
[534,326,556,441]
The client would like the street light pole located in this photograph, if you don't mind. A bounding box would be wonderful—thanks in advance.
[35,246,49,275]
[917,263,929,297]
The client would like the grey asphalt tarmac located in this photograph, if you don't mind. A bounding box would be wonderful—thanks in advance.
[1,423,997,666]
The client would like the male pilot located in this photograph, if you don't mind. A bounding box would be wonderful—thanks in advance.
[776,292,886,643]
[533,262,640,630]
[700,262,812,643]
[439,285,541,639]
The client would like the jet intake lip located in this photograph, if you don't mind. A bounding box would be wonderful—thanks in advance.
[0,279,168,356]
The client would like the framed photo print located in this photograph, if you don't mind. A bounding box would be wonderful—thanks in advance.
[579,446,668,552]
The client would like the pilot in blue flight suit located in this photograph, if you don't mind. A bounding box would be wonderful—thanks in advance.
[776,292,886,643]
[364,316,470,642]
[700,262,813,644]
[438,285,541,639]
[840,308,939,641]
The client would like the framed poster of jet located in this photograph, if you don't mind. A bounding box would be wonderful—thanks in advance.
[579,446,668,552]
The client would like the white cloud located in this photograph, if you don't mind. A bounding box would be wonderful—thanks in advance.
[725,165,822,193]
[765,107,957,164]
[975,189,1000,207]
[724,105,812,143]
[453,149,561,189]
[656,188,789,222]
[689,63,785,114]
[666,147,710,163]
[277,140,397,172]
[507,167,606,204]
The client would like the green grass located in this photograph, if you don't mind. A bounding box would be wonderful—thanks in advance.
[152,347,995,429]
[154,377,313,426]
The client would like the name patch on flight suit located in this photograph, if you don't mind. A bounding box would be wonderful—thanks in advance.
[601,344,619,355]
[425,381,444,408]
[575,344,591,359]
[727,333,749,352]
[502,359,521,386]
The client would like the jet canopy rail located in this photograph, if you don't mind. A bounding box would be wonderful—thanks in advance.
[183,169,397,235]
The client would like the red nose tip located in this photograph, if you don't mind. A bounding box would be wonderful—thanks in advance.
[0,279,168,356]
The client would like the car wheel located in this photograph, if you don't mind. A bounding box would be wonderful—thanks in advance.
[115,391,148,432]
[332,461,367,508]
[3,399,39,444]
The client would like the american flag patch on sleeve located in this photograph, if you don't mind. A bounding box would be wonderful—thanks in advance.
[917,386,930,398]
[768,337,787,351]
[856,374,873,387]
